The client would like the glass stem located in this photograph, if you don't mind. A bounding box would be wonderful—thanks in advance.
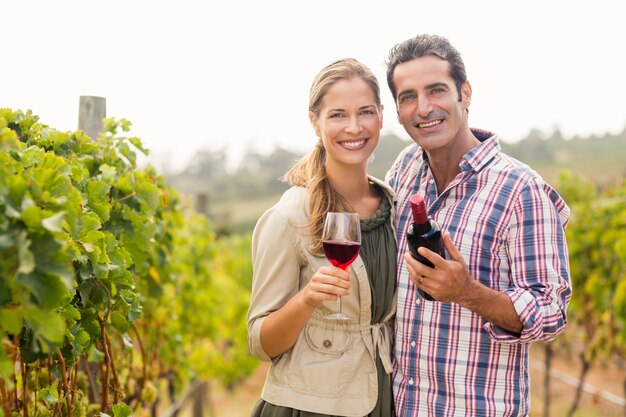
[336,296,342,315]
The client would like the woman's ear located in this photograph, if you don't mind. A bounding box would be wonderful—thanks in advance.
[309,111,321,138]
[379,104,384,130]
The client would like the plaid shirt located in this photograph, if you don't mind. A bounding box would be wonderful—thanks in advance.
[386,129,571,417]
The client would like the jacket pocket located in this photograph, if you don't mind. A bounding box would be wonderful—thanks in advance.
[289,323,354,397]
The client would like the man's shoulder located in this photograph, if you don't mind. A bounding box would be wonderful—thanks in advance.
[489,151,544,184]
[488,151,569,222]
[395,142,422,165]
[386,143,422,183]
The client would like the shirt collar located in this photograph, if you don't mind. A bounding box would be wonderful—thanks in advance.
[461,128,500,173]
[416,128,500,174]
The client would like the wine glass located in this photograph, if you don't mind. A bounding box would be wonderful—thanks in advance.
[322,212,361,320]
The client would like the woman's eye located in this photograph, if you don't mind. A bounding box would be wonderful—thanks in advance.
[329,113,345,118]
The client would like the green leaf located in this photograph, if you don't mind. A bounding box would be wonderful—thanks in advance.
[21,205,46,231]
[99,163,117,181]
[128,136,148,154]
[24,307,66,344]
[62,304,81,322]
[17,231,35,274]
[112,403,133,417]
[0,233,13,249]
[0,308,23,334]
[71,329,91,354]
[40,386,60,404]
[110,311,130,333]
[49,361,62,380]
[0,352,14,381]
[20,271,69,310]
[41,211,65,232]
[121,333,133,349]
[0,344,13,379]
[137,181,160,212]
[88,346,105,362]
[87,180,112,222]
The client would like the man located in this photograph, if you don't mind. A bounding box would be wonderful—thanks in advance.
[385,34,571,416]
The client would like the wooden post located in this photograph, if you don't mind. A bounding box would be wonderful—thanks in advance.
[77,96,106,408]
[191,381,205,417]
[196,193,209,216]
[78,96,106,140]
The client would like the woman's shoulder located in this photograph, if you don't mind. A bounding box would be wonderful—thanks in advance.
[259,186,310,226]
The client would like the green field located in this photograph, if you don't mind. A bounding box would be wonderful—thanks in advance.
[209,193,282,234]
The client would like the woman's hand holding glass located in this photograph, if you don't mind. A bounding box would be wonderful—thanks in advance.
[301,265,350,309]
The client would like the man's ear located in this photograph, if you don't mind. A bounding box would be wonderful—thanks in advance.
[461,80,472,109]
[309,111,321,137]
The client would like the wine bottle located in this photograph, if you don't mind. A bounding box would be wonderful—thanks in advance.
[406,194,445,301]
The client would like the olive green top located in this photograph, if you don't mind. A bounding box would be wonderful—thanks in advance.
[251,193,397,417]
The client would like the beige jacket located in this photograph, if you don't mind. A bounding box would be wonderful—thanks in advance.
[247,177,397,417]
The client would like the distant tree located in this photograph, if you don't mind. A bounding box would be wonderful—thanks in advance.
[186,148,229,178]
[368,133,412,179]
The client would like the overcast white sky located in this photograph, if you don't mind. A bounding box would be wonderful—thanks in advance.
[3,0,626,174]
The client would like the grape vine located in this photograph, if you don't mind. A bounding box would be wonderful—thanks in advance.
[554,170,626,415]
[0,109,256,416]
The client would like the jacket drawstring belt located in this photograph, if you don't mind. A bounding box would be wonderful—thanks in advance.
[371,321,393,374]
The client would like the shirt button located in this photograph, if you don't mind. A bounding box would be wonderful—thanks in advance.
[323,339,332,348]
[408,378,414,386]
[410,341,416,348]
[416,299,421,305]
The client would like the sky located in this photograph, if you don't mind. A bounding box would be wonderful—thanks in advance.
[3,0,626,174]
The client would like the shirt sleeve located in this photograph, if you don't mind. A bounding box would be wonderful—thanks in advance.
[247,205,302,361]
[485,178,572,344]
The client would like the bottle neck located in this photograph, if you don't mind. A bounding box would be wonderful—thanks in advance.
[412,219,432,235]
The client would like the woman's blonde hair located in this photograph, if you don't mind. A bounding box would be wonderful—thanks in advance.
[284,58,381,254]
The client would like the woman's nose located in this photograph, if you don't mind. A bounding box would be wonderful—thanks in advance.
[345,117,362,134]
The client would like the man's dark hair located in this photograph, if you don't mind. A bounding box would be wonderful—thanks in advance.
[386,34,467,102]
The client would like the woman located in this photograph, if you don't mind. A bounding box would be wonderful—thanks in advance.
[247,58,397,417]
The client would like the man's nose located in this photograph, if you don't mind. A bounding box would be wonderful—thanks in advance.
[417,97,433,118]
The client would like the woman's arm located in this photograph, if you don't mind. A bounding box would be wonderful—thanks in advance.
[260,265,349,358]
[247,206,350,360]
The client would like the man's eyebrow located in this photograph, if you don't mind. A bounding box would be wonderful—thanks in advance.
[397,89,415,98]
[397,82,450,98]
[425,82,450,90]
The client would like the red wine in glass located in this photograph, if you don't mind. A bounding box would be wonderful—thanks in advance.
[323,240,361,270]
[322,212,361,320]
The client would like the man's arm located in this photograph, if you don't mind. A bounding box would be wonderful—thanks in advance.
[405,179,572,343]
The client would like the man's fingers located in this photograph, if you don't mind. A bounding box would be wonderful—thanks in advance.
[443,232,464,263]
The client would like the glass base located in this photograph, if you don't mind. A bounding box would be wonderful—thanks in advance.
[324,313,353,321]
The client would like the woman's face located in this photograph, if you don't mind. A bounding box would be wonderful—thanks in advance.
[310,77,383,169]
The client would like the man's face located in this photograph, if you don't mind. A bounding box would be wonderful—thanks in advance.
[392,55,471,153]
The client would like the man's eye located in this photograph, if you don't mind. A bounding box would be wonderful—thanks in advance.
[399,94,416,103]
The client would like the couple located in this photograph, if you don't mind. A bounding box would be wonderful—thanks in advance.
[247,34,571,417]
